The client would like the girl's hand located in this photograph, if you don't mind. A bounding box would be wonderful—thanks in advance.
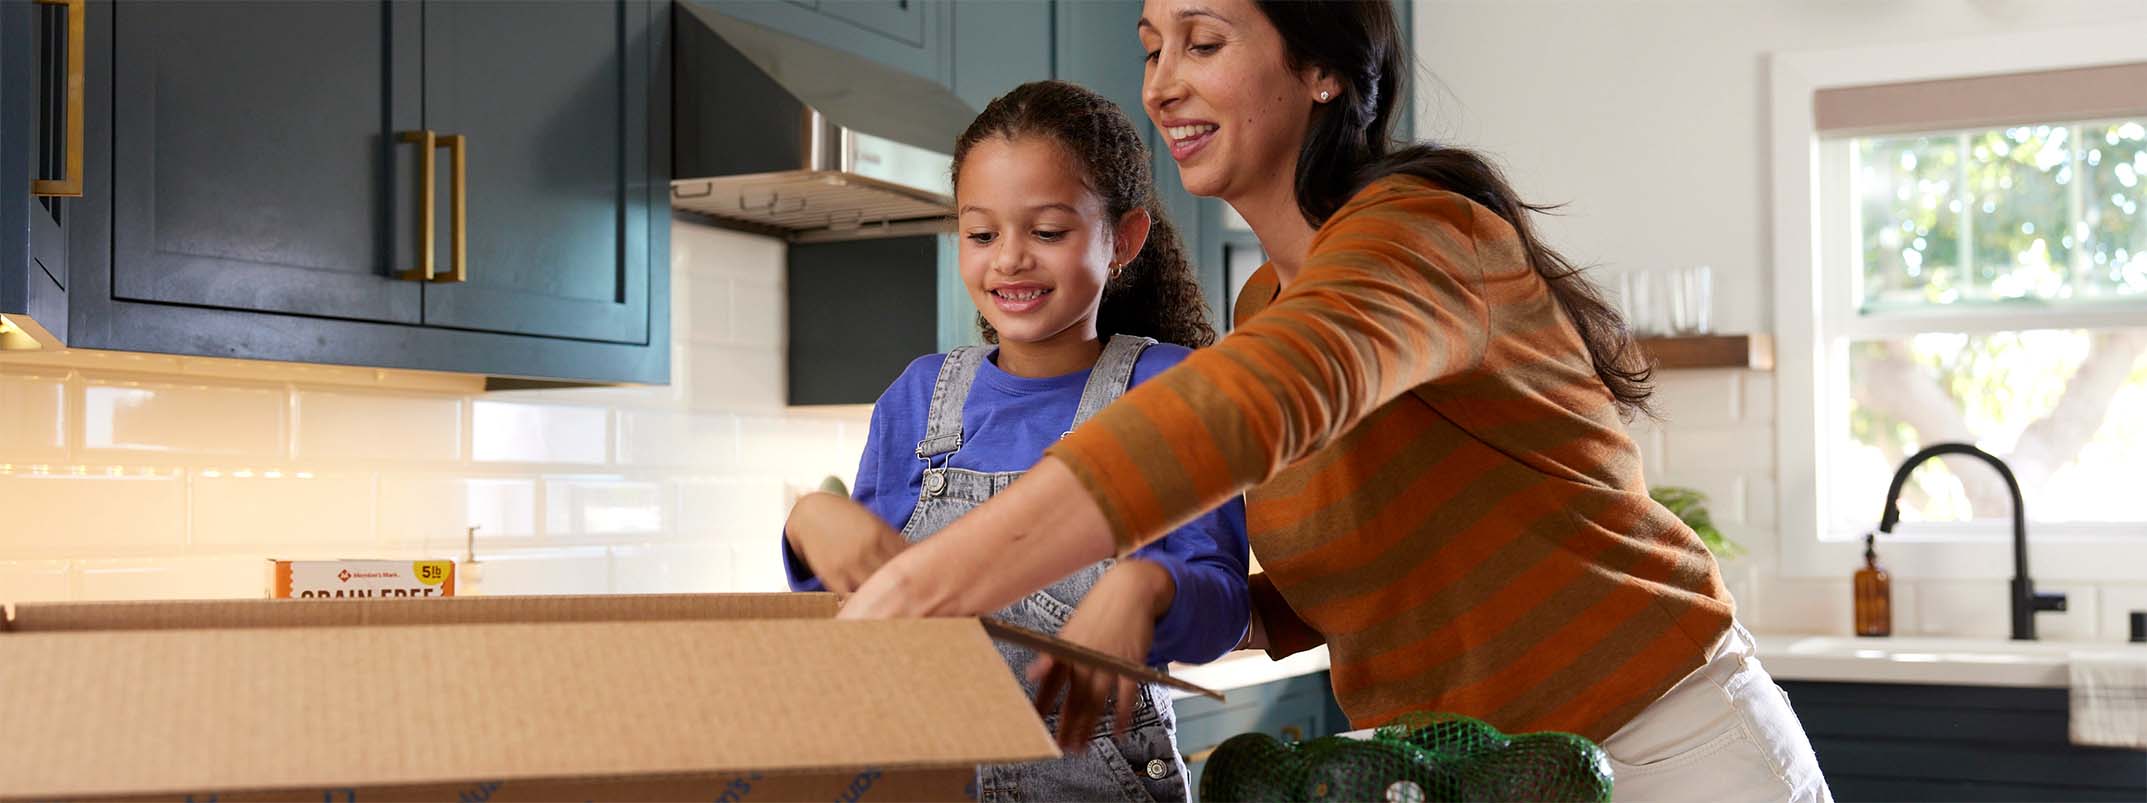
[784,492,907,594]
[1026,559,1174,752]
[839,457,1119,620]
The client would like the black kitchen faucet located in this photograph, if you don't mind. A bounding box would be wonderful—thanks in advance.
[1877,442,2066,641]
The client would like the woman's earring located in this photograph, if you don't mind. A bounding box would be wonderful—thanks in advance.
[1318,90,1331,102]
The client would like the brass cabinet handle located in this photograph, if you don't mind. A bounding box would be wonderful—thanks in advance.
[31,0,84,198]
[396,130,436,281]
[439,133,466,283]
[396,131,466,283]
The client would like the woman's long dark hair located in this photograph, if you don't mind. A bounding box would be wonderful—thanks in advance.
[951,81,1217,350]
[1254,1,1654,418]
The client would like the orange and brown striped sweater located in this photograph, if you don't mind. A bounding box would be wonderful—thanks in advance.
[1046,174,1734,742]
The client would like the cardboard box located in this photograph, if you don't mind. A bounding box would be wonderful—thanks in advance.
[1,592,1183,802]
[271,559,456,599]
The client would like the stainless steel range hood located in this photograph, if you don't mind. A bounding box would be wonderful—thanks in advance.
[672,3,969,243]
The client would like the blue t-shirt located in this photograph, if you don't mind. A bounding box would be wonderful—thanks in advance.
[783,343,1251,666]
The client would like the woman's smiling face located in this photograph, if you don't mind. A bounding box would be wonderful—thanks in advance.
[1138,0,1325,203]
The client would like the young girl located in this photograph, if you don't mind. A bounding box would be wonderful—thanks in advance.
[780,80,1249,803]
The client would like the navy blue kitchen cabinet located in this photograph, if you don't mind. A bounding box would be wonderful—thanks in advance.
[1781,680,2147,801]
[692,0,952,87]
[948,0,1049,115]
[0,0,80,349]
[56,0,669,382]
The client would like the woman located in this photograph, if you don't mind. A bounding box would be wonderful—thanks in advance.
[819,0,1829,799]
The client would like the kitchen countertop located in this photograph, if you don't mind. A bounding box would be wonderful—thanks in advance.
[1155,635,2147,702]
[1755,634,2147,688]
[1159,636,2147,699]
[1167,647,1330,701]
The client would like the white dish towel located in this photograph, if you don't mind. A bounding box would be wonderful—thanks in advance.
[2068,649,2147,749]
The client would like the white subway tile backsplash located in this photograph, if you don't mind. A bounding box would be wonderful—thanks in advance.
[615,409,737,469]
[463,547,610,596]
[1651,371,1741,426]
[470,401,607,465]
[731,278,785,349]
[544,477,668,538]
[1912,580,2010,639]
[609,544,735,594]
[1746,576,1851,635]
[295,390,462,462]
[1744,476,1778,530]
[190,472,375,552]
[0,472,187,557]
[673,219,785,281]
[674,476,788,547]
[738,416,855,487]
[1661,426,1774,473]
[74,556,269,600]
[377,475,539,552]
[0,559,71,606]
[80,376,285,457]
[682,344,784,413]
[1649,471,1744,525]
[673,268,733,346]
[2034,582,2099,642]
[2099,585,2147,644]
[1742,373,1775,423]
[0,371,67,460]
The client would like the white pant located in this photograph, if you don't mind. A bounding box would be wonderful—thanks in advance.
[1601,622,1833,803]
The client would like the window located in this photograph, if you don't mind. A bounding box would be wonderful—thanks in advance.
[1818,118,2147,538]
[1774,31,2147,580]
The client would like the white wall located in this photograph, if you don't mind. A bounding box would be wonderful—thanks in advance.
[0,222,871,607]
[1412,0,2147,640]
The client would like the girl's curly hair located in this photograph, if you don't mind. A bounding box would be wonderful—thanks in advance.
[952,80,1217,349]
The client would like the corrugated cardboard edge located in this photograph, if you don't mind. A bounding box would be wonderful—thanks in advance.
[982,618,1224,701]
[88,767,978,803]
[5,592,840,631]
[0,613,1055,800]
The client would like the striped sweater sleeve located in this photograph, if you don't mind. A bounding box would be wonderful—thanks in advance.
[1046,178,1494,552]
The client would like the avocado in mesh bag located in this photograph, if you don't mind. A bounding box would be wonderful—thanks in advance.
[1199,714,1612,803]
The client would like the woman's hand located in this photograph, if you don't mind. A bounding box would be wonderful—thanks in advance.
[783,492,907,594]
[1026,559,1175,752]
[840,457,1119,620]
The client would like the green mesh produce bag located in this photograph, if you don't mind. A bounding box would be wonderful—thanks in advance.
[1198,712,1613,802]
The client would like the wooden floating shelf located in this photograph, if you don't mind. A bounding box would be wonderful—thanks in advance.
[1639,334,1774,371]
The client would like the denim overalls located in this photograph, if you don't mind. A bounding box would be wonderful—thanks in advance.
[905,335,1189,802]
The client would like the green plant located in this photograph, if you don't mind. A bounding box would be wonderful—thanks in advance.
[1650,486,1743,559]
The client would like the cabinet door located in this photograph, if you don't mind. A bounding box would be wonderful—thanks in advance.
[1053,0,1145,124]
[686,0,949,85]
[108,1,422,323]
[819,0,927,47]
[948,0,1049,113]
[418,0,654,345]
[1,0,77,344]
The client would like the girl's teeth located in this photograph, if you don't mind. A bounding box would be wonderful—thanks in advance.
[1168,124,1217,142]
[998,289,1044,301]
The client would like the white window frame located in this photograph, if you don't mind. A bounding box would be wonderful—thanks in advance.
[1770,23,2147,582]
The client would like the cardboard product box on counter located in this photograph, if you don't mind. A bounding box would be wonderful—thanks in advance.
[0,592,1216,802]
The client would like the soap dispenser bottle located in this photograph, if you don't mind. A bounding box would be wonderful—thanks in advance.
[1854,533,1891,637]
